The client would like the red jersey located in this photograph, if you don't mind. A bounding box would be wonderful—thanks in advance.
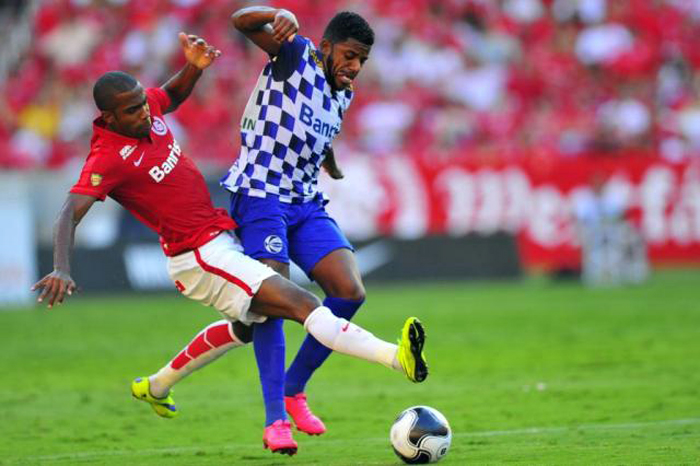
[70,87,235,256]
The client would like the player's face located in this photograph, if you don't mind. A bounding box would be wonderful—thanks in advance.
[104,85,152,139]
[321,38,370,91]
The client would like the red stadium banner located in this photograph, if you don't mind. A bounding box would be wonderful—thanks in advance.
[322,154,700,269]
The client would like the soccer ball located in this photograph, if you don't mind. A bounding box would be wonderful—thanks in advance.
[390,406,452,464]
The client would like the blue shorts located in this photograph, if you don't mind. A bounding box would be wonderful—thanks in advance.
[229,194,353,277]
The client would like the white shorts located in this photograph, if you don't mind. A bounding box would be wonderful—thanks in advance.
[167,232,277,325]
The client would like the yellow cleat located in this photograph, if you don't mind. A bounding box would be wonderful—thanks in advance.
[397,317,428,383]
[131,377,178,418]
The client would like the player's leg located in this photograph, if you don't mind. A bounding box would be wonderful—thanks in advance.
[250,259,292,452]
[129,195,275,418]
[229,193,295,453]
[247,260,288,429]
[131,320,252,418]
[284,204,365,433]
[175,231,417,374]
[167,233,427,448]
[250,274,427,383]
[165,229,298,453]
[166,247,426,384]
[286,249,365,390]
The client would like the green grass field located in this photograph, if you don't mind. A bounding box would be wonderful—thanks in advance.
[1,270,699,465]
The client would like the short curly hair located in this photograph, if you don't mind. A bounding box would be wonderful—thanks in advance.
[93,71,138,111]
[323,11,374,47]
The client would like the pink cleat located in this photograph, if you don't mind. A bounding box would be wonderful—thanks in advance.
[285,393,327,435]
[262,420,298,455]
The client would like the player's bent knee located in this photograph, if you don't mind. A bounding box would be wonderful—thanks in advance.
[253,275,321,324]
[288,287,322,323]
[230,321,253,343]
[330,281,366,302]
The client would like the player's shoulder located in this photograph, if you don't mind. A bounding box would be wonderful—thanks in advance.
[292,34,313,49]
[277,34,313,59]
[299,37,327,73]
[86,126,130,168]
[145,87,170,116]
[299,35,314,49]
[145,87,166,102]
[272,35,314,80]
[88,123,114,156]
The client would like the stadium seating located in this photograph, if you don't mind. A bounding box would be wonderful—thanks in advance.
[1,0,699,169]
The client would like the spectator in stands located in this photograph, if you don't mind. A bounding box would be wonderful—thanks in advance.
[2,0,700,168]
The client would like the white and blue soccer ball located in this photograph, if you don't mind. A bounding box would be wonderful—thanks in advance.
[390,405,452,464]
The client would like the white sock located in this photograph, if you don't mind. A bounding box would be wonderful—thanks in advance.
[303,306,401,371]
[149,320,246,398]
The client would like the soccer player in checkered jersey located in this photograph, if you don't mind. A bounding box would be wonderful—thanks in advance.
[222,6,383,452]
[30,32,427,456]
[124,7,416,455]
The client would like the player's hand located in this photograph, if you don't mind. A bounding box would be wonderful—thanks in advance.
[179,32,222,70]
[271,9,298,43]
[323,159,344,179]
[31,270,76,309]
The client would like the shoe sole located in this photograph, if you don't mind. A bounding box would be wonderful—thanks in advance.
[131,380,178,418]
[294,425,325,436]
[264,442,298,456]
[287,413,325,436]
[408,319,428,383]
[298,429,324,436]
[133,396,177,418]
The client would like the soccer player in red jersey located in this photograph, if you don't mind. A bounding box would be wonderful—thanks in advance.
[31,33,427,456]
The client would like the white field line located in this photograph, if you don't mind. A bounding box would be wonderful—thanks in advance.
[12,417,700,464]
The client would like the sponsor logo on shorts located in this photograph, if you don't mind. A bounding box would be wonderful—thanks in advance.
[264,235,284,254]
[151,116,167,136]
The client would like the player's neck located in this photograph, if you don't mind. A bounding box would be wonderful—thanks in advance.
[101,120,152,142]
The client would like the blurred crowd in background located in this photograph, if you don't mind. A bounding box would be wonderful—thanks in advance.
[2,0,700,170]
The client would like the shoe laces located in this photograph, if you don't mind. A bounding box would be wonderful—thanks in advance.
[269,419,293,435]
[291,393,315,417]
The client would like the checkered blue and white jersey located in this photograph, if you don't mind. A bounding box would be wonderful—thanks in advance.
[221,35,353,203]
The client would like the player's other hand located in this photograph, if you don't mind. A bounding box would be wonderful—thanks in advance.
[272,9,298,43]
[31,270,76,309]
[179,32,222,70]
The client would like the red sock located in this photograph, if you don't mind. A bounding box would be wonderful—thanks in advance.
[149,320,246,397]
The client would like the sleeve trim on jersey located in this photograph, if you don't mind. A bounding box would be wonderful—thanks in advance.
[69,186,107,201]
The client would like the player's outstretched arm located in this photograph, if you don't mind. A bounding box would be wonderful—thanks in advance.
[231,6,298,56]
[161,33,221,114]
[31,194,96,308]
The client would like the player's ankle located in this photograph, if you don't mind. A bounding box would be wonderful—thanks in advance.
[148,376,169,399]
[284,387,303,397]
[391,354,401,372]
[265,416,287,427]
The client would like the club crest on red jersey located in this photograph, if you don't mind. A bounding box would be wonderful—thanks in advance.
[90,173,103,186]
[151,116,167,136]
